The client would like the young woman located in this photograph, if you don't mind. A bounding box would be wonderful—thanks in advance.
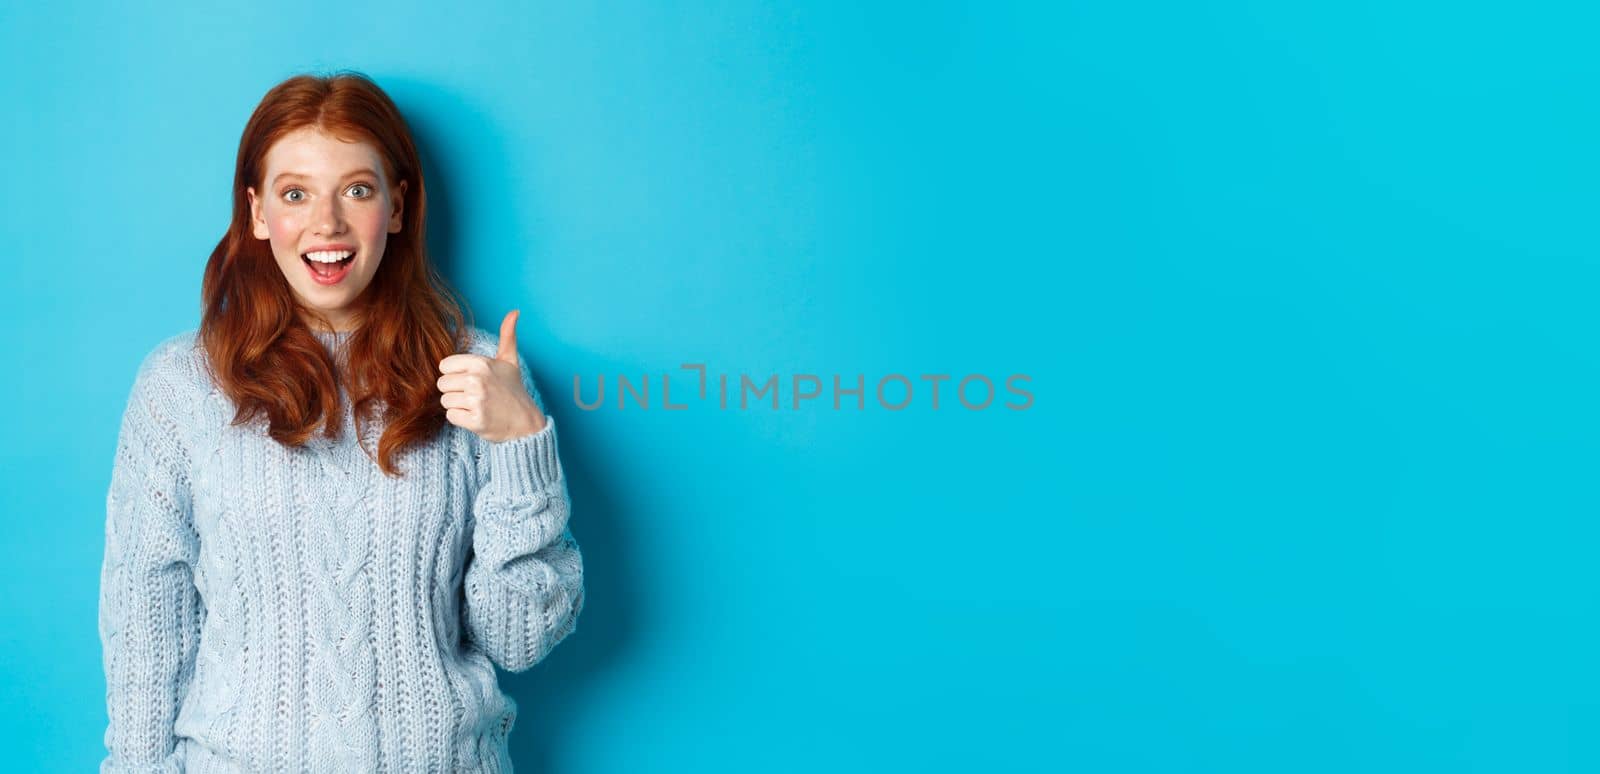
[98,71,584,773]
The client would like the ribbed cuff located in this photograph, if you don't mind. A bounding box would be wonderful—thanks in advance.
[486,414,561,497]
[101,751,184,774]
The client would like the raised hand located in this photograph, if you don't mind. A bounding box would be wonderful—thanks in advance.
[438,309,548,442]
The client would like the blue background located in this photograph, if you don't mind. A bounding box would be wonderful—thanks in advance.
[2,1,1595,771]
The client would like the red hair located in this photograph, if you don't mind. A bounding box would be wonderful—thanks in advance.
[201,70,473,477]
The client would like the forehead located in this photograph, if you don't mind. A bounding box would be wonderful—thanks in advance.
[263,127,386,180]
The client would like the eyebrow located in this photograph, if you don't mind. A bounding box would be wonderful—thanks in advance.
[271,168,380,186]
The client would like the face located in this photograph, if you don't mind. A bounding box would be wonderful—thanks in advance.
[247,127,406,332]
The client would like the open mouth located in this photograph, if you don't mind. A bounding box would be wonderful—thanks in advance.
[302,250,356,283]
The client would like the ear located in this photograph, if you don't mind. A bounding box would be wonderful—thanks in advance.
[246,186,269,240]
[388,180,407,233]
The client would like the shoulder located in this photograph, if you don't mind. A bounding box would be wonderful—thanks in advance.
[462,324,499,358]
[115,329,212,459]
[129,328,211,407]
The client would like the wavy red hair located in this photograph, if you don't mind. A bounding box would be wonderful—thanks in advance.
[201,71,474,478]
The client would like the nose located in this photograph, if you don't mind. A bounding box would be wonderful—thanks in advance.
[312,193,347,236]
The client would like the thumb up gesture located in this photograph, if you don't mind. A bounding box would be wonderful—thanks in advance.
[438,310,548,443]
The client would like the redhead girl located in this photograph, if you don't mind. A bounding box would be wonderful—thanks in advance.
[98,71,583,773]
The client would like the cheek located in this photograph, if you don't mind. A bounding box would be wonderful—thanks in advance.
[357,209,391,239]
[268,213,302,243]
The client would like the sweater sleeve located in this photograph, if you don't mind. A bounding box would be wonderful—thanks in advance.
[462,352,585,673]
[98,346,204,774]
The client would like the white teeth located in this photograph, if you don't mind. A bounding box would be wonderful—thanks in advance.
[304,250,354,263]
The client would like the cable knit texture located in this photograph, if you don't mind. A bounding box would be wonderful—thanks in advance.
[98,326,584,773]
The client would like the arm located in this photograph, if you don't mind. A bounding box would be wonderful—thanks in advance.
[463,353,585,673]
[98,347,203,773]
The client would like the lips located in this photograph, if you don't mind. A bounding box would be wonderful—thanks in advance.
[302,250,355,285]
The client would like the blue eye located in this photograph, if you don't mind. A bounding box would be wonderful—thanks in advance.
[348,184,372,198]
[284,189,304,203]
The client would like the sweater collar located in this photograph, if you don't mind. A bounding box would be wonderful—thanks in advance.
[310,327,356,347]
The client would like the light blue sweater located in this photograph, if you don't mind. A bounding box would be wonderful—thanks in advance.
[98,326,584,773]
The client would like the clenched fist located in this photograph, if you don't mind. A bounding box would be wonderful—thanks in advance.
[438,309,548,442]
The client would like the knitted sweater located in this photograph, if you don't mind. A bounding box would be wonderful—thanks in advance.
[98,326,584,773]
